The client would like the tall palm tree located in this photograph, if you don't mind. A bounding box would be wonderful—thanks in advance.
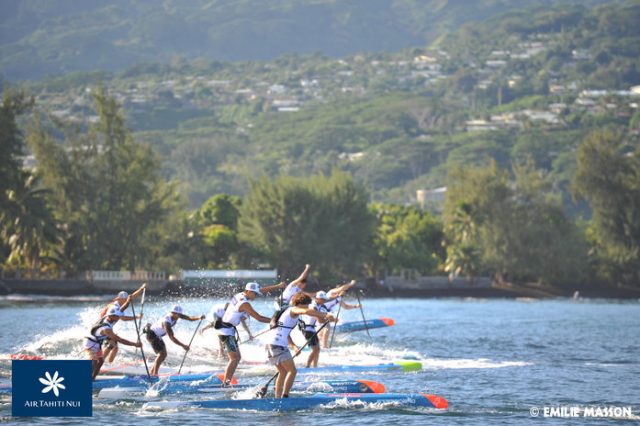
[1,173,60,275]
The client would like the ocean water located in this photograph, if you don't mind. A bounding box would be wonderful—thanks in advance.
[0,296,639,424]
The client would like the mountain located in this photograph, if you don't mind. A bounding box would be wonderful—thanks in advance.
[0,0,610,81]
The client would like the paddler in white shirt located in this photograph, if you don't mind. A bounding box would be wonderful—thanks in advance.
[218,281,285,385]
[143,305,205,376]
[99,283,146,364]
[298,291,333,368]
[83,306,142,380]
[200,302,252,358]
[266,292,335,398]
[320,280,361,348]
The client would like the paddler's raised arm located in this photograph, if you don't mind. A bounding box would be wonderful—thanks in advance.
[261,281,286,294]
[291,264,311,287]
[131,282,146,299]
[119,283,145,311]
[329,279,356,294]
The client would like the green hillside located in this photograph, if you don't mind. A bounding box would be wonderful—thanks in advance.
[0,0,609,80]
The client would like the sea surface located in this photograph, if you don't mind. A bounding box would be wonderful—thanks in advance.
[1,296,639,424]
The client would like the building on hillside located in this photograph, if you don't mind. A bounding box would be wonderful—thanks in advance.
[417,187,446,209]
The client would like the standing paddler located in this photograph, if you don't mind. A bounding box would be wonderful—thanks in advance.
[320,280,360,348]
[265,292,335,398]
[217,281,285,385]
[200,301,252,358]
[143,305,205,376]
[99,283,146,363]
[298,291,333,368]
[83,306,142,380]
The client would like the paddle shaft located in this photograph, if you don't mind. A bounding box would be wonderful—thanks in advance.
[356,291,372,339]
[178,318,203,374]
[239,327,271,345]
[129,300,151,380]
[328,301,343,348]
[134,288,146,356]
[258,320,331,397]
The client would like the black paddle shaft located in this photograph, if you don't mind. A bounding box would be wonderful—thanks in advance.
[356,291,372,340]
[178,318,204,374]
[130,301,152,381]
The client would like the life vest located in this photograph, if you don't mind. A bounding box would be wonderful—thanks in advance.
[266,307,298,347]
[86,317,114,345]
[299,301,327,332]
[149,314,177,338]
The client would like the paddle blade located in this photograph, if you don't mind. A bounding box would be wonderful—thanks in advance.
[255,386,268,398]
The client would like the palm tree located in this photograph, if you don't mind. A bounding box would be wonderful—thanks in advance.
[444,202,479,281]
[1,173,60,276]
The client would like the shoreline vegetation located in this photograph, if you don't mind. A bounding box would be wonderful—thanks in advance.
[1,278,639,300]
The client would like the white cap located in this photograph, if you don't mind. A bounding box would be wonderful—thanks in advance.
[171,305,183,315]
[117,291,129,299]
[106,306,124,317]
[315,291,330,301]
[245,282,263,296]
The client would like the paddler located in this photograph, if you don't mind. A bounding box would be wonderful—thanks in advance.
[266,292,335,398]
[298,291,332,368]
[83,306,142,380]
[143,305,205,376]
[99,283,146,363]
[218,281,285,385]
[320,280,360,348]
[278,264,311,309]
[200,301,252,358]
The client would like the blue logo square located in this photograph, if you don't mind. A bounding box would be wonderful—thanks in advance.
[12,360,92,417]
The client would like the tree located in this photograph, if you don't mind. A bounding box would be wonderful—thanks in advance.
[444,159,588,286]
[1,89,59,274]
[444,202,480,281]
[238,171,374,281]
[189,194,243,268]
[368,204,444,278]
[27,87,180,273]
[1,174,60,274]
[573,129,640,286]
[0,90,33,211]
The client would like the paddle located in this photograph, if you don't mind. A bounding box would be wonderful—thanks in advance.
[356,291,372,340]
[129,300,151,381]
[328,301,342,349]
[239,327,271,345]
[134,288,146,356]
[177,318,203,375]
[256,320,331,398]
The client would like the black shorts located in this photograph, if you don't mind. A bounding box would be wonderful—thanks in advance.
[218,335,239,353]
[303,330,319,347]
[145,330,166,353]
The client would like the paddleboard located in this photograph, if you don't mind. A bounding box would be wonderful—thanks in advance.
[142,392,448,412]
[335,318,394,333]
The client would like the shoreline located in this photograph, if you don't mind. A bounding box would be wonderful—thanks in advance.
[1,278,639,300]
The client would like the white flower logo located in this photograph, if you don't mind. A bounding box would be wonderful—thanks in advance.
[39,371,66,397]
